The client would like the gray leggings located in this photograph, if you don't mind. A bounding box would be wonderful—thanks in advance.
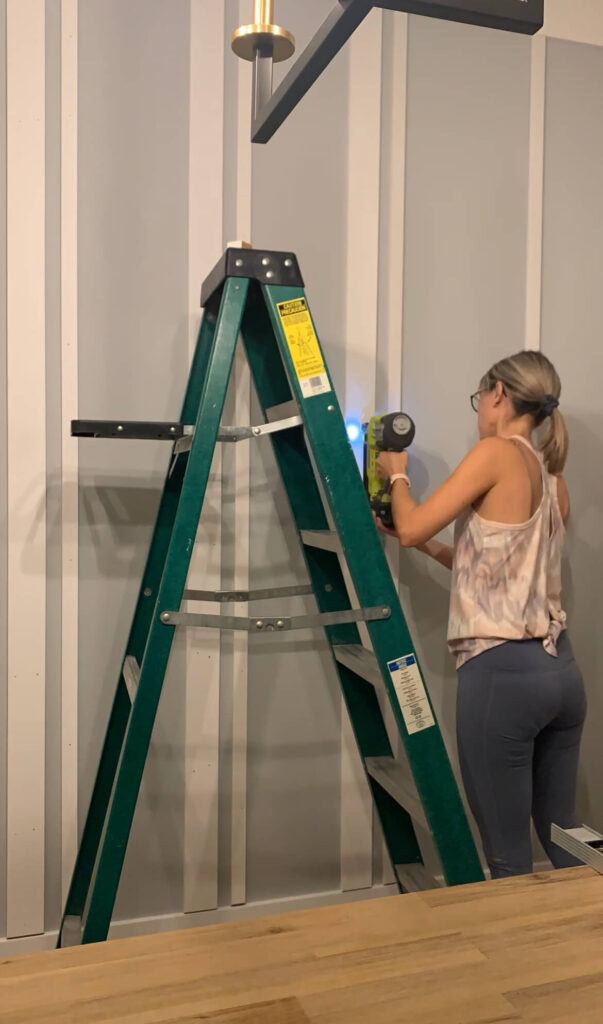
[456,633,587,879]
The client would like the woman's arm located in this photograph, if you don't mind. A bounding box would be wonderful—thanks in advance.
[377,437,505,548]
[374,515,454,570]
[416,539,454,570]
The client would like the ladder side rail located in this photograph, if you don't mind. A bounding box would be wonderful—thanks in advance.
[262,283,484,886]
[57,302,222,946]
[80,281,248,943]
[240,290,424,887]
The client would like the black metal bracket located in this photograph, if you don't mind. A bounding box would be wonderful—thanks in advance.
[71,410,303,444]
[71,421,188,440]
[200,247,304,308]
[249,0,544,144]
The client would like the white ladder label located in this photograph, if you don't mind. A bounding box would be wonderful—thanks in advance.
[387,654,435,736]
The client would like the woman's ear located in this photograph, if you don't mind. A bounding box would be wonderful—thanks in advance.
[493,381,505,406]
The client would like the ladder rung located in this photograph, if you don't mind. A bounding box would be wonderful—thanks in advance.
[123,656,141,701]
[265,399,299,422]
[365,756,429,833]
[395,863,441,893]
[334,644,381,687]
[183,584,314,604]
[300,529,341,552]
[162,605,389,632]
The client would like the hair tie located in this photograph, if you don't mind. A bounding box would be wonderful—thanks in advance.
[539,394,559,418]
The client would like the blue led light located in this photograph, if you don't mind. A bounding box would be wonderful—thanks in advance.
[346,419,361,443]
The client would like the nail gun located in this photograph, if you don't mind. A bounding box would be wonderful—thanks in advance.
[363,412,415,528]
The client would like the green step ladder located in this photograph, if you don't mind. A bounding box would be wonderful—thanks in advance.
[59,246,484,947]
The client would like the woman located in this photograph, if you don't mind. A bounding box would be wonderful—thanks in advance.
[376,350,587,879]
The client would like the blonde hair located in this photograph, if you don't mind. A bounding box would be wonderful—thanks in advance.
[480,350,568,475]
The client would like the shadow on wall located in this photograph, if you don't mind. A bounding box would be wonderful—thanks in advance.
[78,476,222,575]
[561,413,603,827]
[118,655,187,904]
[75,470,192,920]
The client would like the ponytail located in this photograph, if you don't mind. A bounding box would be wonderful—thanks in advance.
[539,407,569,475]
[480,351,569,475]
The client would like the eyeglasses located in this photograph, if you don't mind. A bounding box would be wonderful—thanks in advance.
[470,383,506,412]
[470,390,484,413]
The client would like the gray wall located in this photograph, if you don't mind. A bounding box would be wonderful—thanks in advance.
[246,1,349,902]
[541,38,603,826]
[401,16,531,756]
[3,0,603,946]
[76,0,352,922]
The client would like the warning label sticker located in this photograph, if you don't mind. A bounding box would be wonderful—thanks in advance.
[387,654,435,736]
[277,298,331,398]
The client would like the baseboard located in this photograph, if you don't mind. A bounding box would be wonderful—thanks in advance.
[0,881,398,957]
[1,859,554,957]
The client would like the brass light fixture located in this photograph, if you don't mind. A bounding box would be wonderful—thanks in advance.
[232,0,295,63]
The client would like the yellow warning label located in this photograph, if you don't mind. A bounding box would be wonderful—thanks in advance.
[277,298,331,398]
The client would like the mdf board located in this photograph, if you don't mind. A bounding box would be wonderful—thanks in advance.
[184,0,225,917]
[2,867,603,1022]
[45,0,65,932]
[0,0,7,942]
[219,0,253,911]
[540,39,603,827]
[6,0,47,940]
[60,0,80,910]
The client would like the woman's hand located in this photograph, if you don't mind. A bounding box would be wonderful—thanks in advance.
[376,450,408,481]
[372,512,399,539]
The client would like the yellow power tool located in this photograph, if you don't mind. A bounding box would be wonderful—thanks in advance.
[363,412,415,528]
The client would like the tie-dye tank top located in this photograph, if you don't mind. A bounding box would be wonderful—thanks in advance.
[448,436,567,669]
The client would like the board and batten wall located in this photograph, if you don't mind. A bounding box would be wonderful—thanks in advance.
[1,0,603,951]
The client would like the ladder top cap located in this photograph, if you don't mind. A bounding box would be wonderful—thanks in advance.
[201,247,304,308]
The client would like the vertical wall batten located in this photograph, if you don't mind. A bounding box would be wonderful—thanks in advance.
[230,0,253,907]
[0,0,8,943]
[6,0,47,938]
[183,0,225,914]
[60,0,79,905]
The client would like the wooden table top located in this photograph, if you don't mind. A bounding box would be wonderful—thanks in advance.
[2,867,603,1023]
